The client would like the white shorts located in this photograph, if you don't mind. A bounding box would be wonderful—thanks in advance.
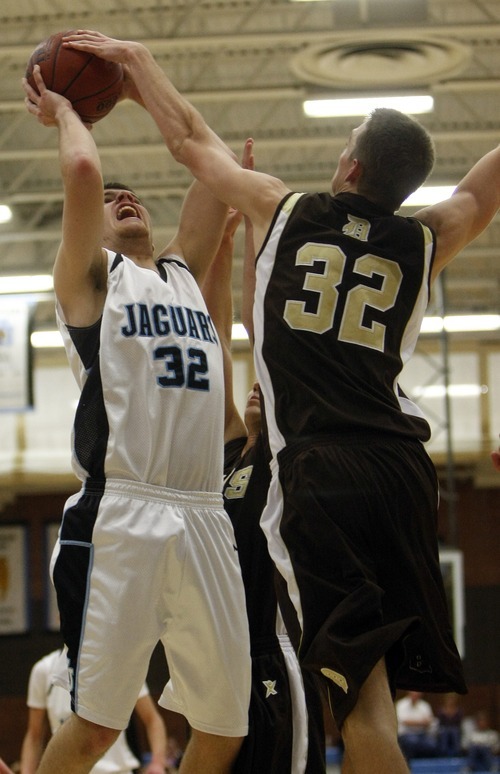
[51,479,251,734]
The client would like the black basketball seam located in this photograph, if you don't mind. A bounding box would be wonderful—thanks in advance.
[71,72,122,105]
[49,36,65,91]
[71,73,122,120]
[56,43,93,98]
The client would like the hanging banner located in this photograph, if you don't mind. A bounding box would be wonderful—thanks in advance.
[0,295,34,411]
[0,524,29,634]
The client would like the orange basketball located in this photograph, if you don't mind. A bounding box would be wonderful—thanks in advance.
[25,31,123,124]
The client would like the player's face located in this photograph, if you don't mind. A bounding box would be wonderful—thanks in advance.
[103,188,153,242]
[331,120,366,195]
[244,382,262,434]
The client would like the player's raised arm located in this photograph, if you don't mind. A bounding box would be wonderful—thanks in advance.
[157,180,229,285]
[414,143,500,281]
[22,66,106,328]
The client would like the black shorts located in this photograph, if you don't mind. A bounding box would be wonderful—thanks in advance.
[233,634,326,773]
[272,436,467,729]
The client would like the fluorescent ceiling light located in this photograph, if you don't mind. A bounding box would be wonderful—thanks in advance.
[442,314,500,332]
[31,323,250,348]
[412,384,488,399]
[31,330,63,348]
[421,316,445,333]
[303,95,434,117]
[420,315,500,334]
[232,322,249,341]
[0,205,12,224]
[1,274,53,294]
[402,185,455,207]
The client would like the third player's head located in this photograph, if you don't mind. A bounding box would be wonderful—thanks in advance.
[244,382,262,436]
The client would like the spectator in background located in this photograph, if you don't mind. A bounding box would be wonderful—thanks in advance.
[464,710,499,772]
[396,691,437,761]
[164,737,184,772]
[436,693,463,757]
[20,648,168,774]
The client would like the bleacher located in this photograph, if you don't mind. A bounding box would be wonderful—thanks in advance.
[325,746,343,766]
[410,759,464,773]
[326,748,499,773]
[410,757,500,773]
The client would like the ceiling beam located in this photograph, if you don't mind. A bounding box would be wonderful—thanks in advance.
[2,78,500,115]
[3,25,500,62]
[1,126,499,166]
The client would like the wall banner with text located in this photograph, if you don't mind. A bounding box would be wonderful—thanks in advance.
[0,295,34,411]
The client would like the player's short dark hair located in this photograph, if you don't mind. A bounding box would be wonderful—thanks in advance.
[104,181,138,197]
[352,108,435,212]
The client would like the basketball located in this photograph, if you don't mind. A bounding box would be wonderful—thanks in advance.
[25,31,123,124]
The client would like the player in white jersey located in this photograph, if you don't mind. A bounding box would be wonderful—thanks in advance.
[20,649,167,774]
[22,61,251,774]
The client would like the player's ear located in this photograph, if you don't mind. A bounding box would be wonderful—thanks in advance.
[345,157,363,183]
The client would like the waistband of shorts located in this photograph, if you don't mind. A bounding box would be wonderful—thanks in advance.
[277,633,294,652]
[84,478,223,508]
[277,431,423,469]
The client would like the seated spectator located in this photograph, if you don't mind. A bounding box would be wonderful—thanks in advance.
[396,691,438,760]
[436,693,464,757]
[464,710,499,772]
[19,648,167,774]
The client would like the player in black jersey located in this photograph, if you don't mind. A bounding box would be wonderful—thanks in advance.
[63,30,500,774]
[201,155,326,773]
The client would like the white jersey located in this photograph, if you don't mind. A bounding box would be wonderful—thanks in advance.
[56,249,224,492]
[27,650,148,774]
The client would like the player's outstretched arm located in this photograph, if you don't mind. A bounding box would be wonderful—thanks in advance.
[158,180,229,284]
[201,205,247,444]
[415,143,500,280]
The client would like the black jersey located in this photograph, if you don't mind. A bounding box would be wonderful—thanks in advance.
[253,192,435,461]
[223,434,327,772]
[223,434,275,639]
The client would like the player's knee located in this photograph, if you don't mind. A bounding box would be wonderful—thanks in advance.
[72,714,120,758]
[342,704,398,752]
[189,729,244,765]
